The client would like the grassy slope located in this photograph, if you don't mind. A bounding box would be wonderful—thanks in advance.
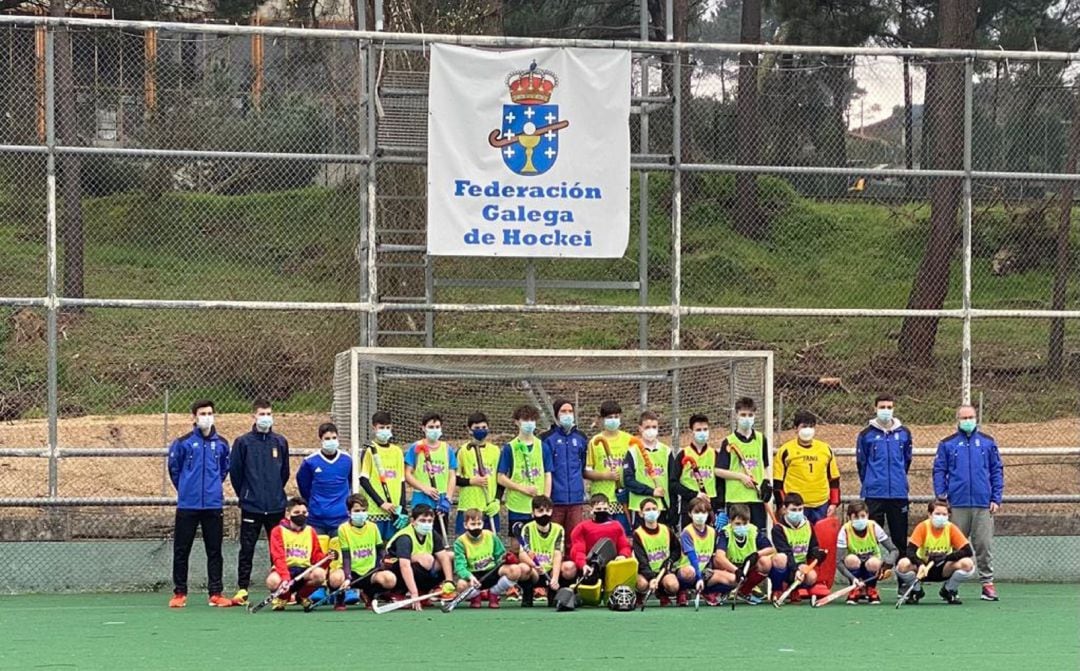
[1,180,1077,424]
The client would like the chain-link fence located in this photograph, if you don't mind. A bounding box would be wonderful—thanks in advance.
[0,15,1078,589]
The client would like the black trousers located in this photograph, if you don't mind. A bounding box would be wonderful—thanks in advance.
[173,508,224,596]
[866,498,909,554]
[237,510,282,589]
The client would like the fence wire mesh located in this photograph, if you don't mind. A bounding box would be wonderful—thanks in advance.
[0,17,1079,589]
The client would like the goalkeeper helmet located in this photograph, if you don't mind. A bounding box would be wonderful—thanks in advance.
[608,585,635,612]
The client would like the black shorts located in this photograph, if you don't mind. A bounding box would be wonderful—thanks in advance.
[922,562,947,583]
[474,569,502,591]
[387,560,441,591]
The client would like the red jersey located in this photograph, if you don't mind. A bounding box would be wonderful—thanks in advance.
[569,519,632,568]
[269,520,327,579]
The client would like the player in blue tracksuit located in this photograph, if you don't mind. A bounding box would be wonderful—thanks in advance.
[167,399,231,608]
[855,393,914,553]
[933,405,1004,601]
[296,422,353,544]
[540,398,589,542]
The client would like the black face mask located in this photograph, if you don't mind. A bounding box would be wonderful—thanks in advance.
[290,514,307,528]
[534,514,552,527]
[467,528,483,538]
[593,511,610,523]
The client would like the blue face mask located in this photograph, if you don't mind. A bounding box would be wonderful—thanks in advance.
[851,517,868,532]
[520,421,536,435]
[693,430,709,445]
[559,413,575,428]
[321,439,339,455]
[375,428,393,444]
[603,417,621,432]
[732,524,748,539]
[471,428,489,442]
[785,510,805,526]
[425,427,442,442]
[350,512,368,526]
[415,521,434,536]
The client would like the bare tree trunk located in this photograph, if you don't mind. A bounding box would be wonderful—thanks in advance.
[897,0,977,365]
[1047,86,1080,379]
[734,0,764,239]
[52,0,84,304]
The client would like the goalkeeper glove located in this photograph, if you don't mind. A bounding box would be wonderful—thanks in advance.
[714,510,729,533]
[437,494,452,515]
[809,548,828,563]
[393,506,409,529]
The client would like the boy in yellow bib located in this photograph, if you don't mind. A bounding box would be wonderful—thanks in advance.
[327,494,397,610]
[454,508,524,608]
[896,500,975,605]
[716,503,775,605]
[497,405,553,546]
[585,400,633,534]
[384,505,456,610]
[359,410,408,541]
[266,497,329,611]
[836,500,898,605]
[622,411,675,527]
[455,412,503,534]
[517,495,576,607]
[675,498,729,606]
[633,497,680,606]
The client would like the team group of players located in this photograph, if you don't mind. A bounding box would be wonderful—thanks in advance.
[249,396,978,612]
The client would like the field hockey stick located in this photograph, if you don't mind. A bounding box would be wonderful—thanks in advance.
[416,443,449,535]
[726,442,779,524]
[722,558,753,610]
[372,590,441,614]
[469,441,498,532]
[519,537,554,586]
[773,558,820,609]
[895,561,934,609]
[641,555,674,612]
[305,566,378,612]
[681,453,709,496]
[371,449,409,529]
[631,437,669,510]
[248,554,334,614]
[813,578,864,608]
[441,564,503,613]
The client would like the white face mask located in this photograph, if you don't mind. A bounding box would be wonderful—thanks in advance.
[693,430,709,445]
[375,428,393,444]
[691,512,708,527]
[196,415,214,432]
[255,415,273,431]
[603,417,621,432]
[737,415,755,431]
[321,438,339,454]
[876,408,894,424]
[931,514,949,529]
[798,427,815,442]
[425,427,442,442]
[642,428,659,442]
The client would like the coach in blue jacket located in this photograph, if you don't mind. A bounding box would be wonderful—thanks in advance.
[167,399,231,608]
[855,393,913,552]
[227,398,290,606]
[933,404,1004,602]
[540,399,589,542]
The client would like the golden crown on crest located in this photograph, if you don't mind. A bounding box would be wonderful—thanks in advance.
[505,61,559,105]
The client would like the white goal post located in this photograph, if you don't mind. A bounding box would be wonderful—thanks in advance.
[332,348,774,495]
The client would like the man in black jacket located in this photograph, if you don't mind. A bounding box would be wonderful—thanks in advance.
[228,398,290,606]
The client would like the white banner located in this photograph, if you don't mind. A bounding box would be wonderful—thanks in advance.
[427,44,631,257]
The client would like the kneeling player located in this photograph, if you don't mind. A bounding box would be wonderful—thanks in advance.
[385,505,456,610]
[518,496,576,607]
[633,497,680,606]
[267,497,328,611]
[836,500,898,604]
[675,499,729,606]
[770,493,827,603]
[327,494,397,610]
[716,503,775,605]
[454,508,524,608]
[895,500,975,605]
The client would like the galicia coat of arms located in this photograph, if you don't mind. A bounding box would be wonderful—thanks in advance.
[488,61,570,176]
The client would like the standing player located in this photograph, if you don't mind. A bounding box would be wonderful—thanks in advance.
[228,398,290,607]
[296,423,352,549]
[716,504,775,604]
[895,500,976,605]
[773,410,840,524]
[836,500,898,605]
[517,495,575,607]
[453,509,524,608]
[633,498,681,606]
[327,494,397,610]
[717,397,772,529]
[384,505,456,609]
[497,405,552,544]
[455,412,503,533]
[622,411,675,527]
[404,412,457,536]
[769,493,827,603]
[855,393,913,555]
[359,410,408,541]
[671,413,722,528]
[266,497,329,611]
[585,401,633,534]
[167,399,231,608]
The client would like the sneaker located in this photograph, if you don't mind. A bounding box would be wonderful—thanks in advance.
[905,587,925,605]
[866,587,881,605]
[658,595,672,607]
[939,585,962,605]
[298,597,314,611]
[488,593,501,609]
[208,594,233,608]
[469,595,483,609]
[981,583,999,602]
[704,593,719,606]
[504,586,521,602]
[168,593,187,609]
[271,598,287,611]
[676,590,688,607]
[333,602,347,612]
[846,588,861,605]
[736,592,762,606]
[533,586,547,600]
[229,589,249,606]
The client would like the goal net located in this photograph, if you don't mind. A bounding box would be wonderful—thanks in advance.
[332,348,774,491]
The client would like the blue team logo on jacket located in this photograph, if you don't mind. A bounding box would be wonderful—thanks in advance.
[488,61,569,176]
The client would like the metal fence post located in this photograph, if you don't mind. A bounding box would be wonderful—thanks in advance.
[671,49,682,351]
[961,57,974,405]
[365,41,379,347]
[357,30,370,346]
[44,26,59,499]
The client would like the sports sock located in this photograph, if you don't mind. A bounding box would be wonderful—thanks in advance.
[768,566,788,589]
[945,568,973,592]
[739,571,767,595]
[491,576,515,596]
[895,569,916,587]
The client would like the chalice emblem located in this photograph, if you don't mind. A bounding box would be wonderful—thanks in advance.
[488,61,570,176]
